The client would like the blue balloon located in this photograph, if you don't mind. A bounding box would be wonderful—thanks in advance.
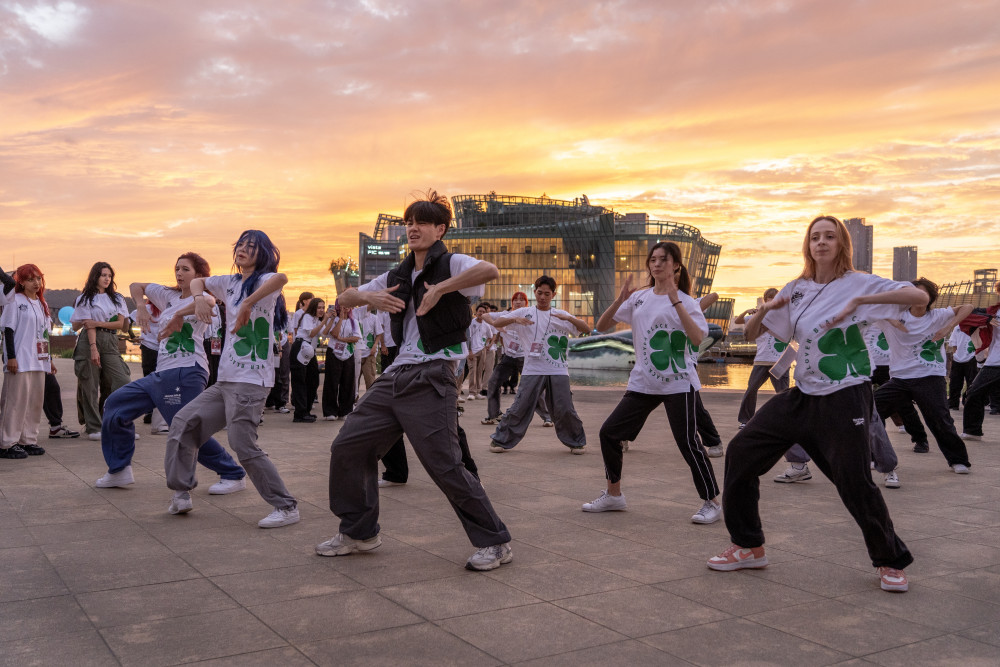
[58,306,74,326]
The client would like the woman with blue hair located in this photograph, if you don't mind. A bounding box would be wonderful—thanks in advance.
[162,230,299,529]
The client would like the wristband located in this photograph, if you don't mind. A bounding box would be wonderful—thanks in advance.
[671,301,681,307]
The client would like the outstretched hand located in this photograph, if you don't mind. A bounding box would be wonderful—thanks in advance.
[826,297,859,328]
[617,275,636,303]
[158,315,184,341]
[367,285,405,314]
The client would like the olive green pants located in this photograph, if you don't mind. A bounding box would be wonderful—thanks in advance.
[74,331,131,434]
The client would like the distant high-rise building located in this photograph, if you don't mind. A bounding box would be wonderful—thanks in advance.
[843,217,873,273]
[893,246,918,282]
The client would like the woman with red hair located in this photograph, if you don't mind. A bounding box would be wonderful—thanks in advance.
[1,264,53,458]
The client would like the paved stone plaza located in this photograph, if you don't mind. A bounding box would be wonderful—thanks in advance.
[1,359,998,665]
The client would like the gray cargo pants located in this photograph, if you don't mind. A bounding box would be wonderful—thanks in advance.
[490,374,586,450]
[328,359,510,547]
[165,381,296,510]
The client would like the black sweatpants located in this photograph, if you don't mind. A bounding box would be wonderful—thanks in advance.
[722,382,913,570]
[875,376,970,466]
[948,359,978,409]
[289,339,319,419]
[694,392,721,448]
[321,348,355,419]
[43,372,63,427]
[737,364,789,424]
[872,365,927,445]
[963,365,1000,436]
[599,389,719,500]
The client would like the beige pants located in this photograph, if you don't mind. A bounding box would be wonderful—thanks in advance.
[476,348,495,395]
[74,331,131,434]
[1,370,45,448]
[359,353,377,392]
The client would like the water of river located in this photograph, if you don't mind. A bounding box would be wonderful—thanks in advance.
[571,361,795,390]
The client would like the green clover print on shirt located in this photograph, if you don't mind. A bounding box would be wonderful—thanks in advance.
[366,332,375,348]
[547,335,568,362]
[165,322,195,354]
[817,324,871,381]
[649,329,690,373]
[416,339,464,357]
[967,341,976,355]
[233,317,270,362]
[877,332,889,351]
[920,339,944,363]
[774,339,788,352]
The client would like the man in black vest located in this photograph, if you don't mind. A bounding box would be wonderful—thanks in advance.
[317,190,512,571]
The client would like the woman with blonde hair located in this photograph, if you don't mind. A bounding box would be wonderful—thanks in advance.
[707,215,927,593]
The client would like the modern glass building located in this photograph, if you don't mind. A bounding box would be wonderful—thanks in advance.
[358,193,730,331]
[937,268,998,309]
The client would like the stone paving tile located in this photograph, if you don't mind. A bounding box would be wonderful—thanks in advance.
[0,595,93,642]
[484,559,637,601]
[179,646,317,667]
[740,558,887,598]
[76,578,239,628]
[0,629,118,667]
[660,570,824,615]
[580,547,710,584]
[53,552,203,594]
[247,590,422,643]
[514,639,695,666]
[0,546,69,603]
[438,602,626,663]
[641,617,851,666]
[300,622,499,666]
[957,621,1000,649]
[919,566,1000,604]
[747,598,946,656]
[835,585,1000,632]
[378,572,538,620]
[863,634,1000,666]
[551,585,731,637]
[100,607,288,666]
[210,562,363,606]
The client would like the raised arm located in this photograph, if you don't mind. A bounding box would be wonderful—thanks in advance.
[932,304,975,341]
[596,276,636,333]
[828,286,929,328]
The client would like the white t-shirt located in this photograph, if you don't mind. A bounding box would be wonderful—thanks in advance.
[0,287,14,308]
[985,322,1000,367]
[329,316,358,361]
[469,319,497,354]
[502,306,578,376]
[0,293,52,373]
[360,254,484,370]
[500,326,524,358]
[613,289,708,394]
[762,272,911,396]
[375,310,394,348]
[71,292,129,326]
[949,326,976,364]
[355,310,377,356]
[204,274,279,387]
[130,303,161,351]
[881,307,955,379]
[297,313,322,348]
[864,323,891,368]
[144,284,210,373]
[753,331,787,365]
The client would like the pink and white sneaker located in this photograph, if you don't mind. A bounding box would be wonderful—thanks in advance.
[707,544,769,571]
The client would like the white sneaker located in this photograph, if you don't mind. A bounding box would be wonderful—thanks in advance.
[323,415,339,421]
[706,445,724,458]
[258,507,300,528]
[951,464,970,474]
[691,499,722,524]
[884,470,900,488]
[458,395,466,404]
[466,394,476,401]
[316,532,382,556]
[465,543,513,571]
[87,432,101,441]
[542,420,554,427]
[168,491,193,514]
[377,478,404,488]
[774,464,812,483]
[620,440,631,452]
[582,490,627,512]
[152,426,170,435]
[897,425,907,434]
[276,406,290,414]
[961,433,983,441]
[95,465,134,488]
[208,478,247,494]
[570,446,586,455]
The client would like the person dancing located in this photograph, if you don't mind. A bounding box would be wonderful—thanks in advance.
[707,215,926,593]
[163,230,298,528]
[94,253,247,494]
[581,242,721,524]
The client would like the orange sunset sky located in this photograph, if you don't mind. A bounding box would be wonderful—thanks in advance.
[2,0,999,314]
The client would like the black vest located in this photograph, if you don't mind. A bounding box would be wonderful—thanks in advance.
[386,240,472,354]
